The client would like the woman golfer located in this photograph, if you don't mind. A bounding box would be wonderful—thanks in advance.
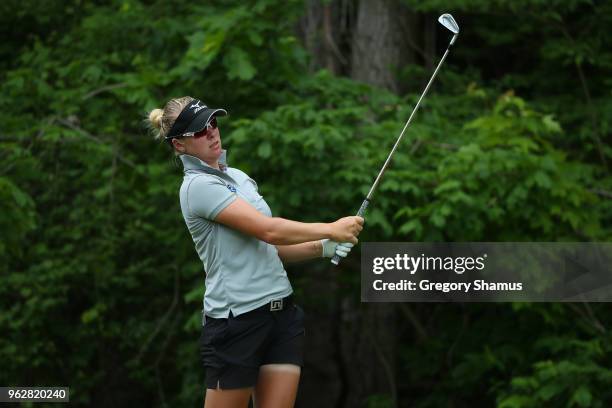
[148,96,363,408]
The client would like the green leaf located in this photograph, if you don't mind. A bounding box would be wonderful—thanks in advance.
[434,180,461,195]
[533,172,552,189]
[542,114,562,133]
[223,47,257,80]
[257,141,272,158]
[398,219,422,237]
[570,386,592,407]
[247,30,263,46]
[81,308,99,324]
[535,383,562,401]
[498,395,534,408]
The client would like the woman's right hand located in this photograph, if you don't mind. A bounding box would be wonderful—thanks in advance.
[328,216,364,244]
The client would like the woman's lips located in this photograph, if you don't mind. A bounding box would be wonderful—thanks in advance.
[210,141,219,149]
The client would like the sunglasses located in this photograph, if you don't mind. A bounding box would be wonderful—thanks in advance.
[182,117,218,139]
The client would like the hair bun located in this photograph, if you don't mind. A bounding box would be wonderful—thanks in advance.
[148,108,164,130]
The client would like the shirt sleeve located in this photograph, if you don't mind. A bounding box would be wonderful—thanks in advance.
[186,176,238,220]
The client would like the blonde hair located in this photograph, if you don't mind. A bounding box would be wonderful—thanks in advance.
[147,96,195,142]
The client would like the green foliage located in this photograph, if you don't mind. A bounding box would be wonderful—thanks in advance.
[0,0,307,405]
[498,334,612,407]
[228,75,605,243]
[0,0,611,407]
[367,393,395,408]
[398,92,601,241]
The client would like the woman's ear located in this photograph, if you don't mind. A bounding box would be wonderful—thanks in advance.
[172,138,186,153]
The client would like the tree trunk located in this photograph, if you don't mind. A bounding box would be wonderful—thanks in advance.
[340,301,398,408]
[423,12,437,72]
[350,0,417,92]
[297,0,352,75]
[295,2,422,406]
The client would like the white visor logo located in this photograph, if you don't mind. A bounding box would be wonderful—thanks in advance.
[191,101,207,114]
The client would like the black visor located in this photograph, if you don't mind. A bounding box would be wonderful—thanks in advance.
[165,99,228,140]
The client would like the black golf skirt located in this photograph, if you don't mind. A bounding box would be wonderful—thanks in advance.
[199,297,306,390]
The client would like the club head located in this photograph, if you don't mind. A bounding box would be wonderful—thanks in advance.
[438,13,459,34]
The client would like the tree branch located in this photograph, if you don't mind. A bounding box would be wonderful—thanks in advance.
[323,3,348,68]
[568,302,606,334]
[365,311,398,408]
[589,188,612,200]
[557,23,608,172]
[81,83,128,100]
[397,303,428,343]
[134,267,180,363]
[56,118,139,170]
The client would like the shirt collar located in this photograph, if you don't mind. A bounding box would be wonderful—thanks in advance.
[179,150,228,175]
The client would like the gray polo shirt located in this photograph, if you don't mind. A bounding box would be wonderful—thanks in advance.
[178,152,293,321]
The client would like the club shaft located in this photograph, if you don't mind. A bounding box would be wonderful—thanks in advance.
[365,34,457,201]
[331,31,458,267]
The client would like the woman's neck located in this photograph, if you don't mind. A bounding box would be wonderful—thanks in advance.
[203,158,220,170]
[184,152,221,170]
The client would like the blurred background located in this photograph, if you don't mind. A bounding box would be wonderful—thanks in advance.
[1,0,611,406]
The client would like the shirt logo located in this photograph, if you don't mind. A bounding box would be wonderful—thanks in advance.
[226,184,237,193]
[190,101,207,114]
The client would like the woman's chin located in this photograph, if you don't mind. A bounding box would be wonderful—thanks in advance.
[211,146,222,157]
[201,148,222,163]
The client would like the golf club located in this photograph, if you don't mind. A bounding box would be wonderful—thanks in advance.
[332,13,460,266]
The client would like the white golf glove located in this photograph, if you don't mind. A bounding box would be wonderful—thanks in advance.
[321,239,354,259]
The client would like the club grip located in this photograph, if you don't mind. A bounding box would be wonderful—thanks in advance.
[331,198,370,266]
[356,198,370,217]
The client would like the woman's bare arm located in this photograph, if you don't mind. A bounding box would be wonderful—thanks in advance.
[214,197,362,245]
[275,241,322,263]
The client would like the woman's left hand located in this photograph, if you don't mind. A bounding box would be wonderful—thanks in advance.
[321,239,354,259]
